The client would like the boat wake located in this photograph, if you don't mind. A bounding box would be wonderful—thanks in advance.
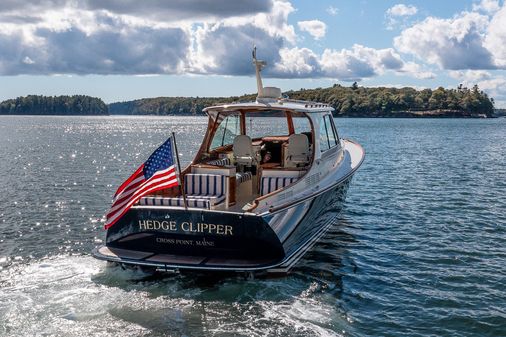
[0,254,351,337]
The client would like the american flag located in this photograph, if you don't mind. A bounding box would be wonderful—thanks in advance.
[104,137,180,229]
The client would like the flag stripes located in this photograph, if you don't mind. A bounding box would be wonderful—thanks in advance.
[104,136,180,229]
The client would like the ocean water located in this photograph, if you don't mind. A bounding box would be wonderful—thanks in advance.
[0,116,505,337]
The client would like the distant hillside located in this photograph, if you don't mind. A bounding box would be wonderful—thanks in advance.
[0,95,108,115]
[108,95,256,116]
[108,83,495,118]
[0,84,495,117]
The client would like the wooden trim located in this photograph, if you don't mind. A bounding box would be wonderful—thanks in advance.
[191,115,217,167]
[240,111,246,135]
[286,111,295,135]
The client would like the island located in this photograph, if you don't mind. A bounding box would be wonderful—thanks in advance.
[108,83,495,118]
[0,84,497,117]
[0,95,108,115]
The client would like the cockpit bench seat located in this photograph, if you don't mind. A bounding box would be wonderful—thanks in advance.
[139,173,226,209]
[260,170,305,196]
[207,157,231,166]
[236,171,253,184]
[139,195,225,209]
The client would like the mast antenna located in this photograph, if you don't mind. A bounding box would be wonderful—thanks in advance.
[252,46,267,98]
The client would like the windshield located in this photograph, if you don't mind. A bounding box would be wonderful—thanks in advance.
[245,112,289,139]
[210,114,240,150]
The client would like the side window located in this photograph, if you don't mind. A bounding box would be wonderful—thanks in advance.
[210,115,240,150]
[330,117,341,149]
[319,116,330,152]
[325,115,338,146]
[319,114,338,152]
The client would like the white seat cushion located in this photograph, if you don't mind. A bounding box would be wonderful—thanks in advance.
[138,173,227,209]
[207,157,231,166]
[259,169,304,196]
[139,194,225,209]
[184,174,225,197]
[233,135,255,166]
[285,134,310,167]
[236,171,253,184]
[260,176,298,196]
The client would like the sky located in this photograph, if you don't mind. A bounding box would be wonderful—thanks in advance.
[0,0,506,107]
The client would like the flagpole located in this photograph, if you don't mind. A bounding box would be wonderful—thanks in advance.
[172,132,188,210]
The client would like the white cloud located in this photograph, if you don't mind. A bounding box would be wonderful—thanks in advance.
[297,20,327,40]
[399,62,436,79]
[387,4,418,17]
[484,5,506,67]
[385,4,418,30]
[394,4,506,72]
[274,47,319,77]
[0,0,273,22]
[448,69,492,82]
[447,69,506,107]
[22,56,35,65]
[394,12,495,69]
[273,44,413,81]
[461,74,506,107]
[0,0,428,84]
[472,0,501,14]
[326,6,338,16]
[478,77,506,97]
[190,0,296,75]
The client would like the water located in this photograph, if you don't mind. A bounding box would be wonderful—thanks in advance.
[0,116,505,337]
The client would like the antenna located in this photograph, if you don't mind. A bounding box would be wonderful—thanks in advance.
[252,46,266,98]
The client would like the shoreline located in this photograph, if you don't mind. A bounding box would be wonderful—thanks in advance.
[0,113,501,118]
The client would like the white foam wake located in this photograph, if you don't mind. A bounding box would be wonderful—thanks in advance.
[0,255,347,337]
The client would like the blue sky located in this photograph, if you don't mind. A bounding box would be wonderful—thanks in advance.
[1,0,505,106]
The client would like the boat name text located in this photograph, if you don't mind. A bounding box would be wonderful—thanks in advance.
[138,220,233,236]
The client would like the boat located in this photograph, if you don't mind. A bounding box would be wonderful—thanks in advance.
[92,49,365,274]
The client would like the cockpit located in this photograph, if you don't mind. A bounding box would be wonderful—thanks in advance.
[137,106,342,213]
[189,109,313,211]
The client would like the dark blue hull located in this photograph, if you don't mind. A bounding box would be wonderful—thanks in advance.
[263,176,352,272]
[92,175,352,273]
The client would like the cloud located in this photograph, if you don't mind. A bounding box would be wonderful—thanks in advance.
[472,0,501,14]
[448,69,492,82]
[273,44,413,81]
[192,23,284,76]
[450,70,506,106]
[0,10,191,75]
[190,0,296,75]
[394,12,496,69]
[399,62,436,79]
[326,6,339,16]
[447,69,506,107]
[297,20,327,40]
[484,5,506,67]
[387,4,418,17]
[0,0,425,84]
[477,77,506,97]
[0,0,273,21]
[274,47,320,77]
[385,4,418,30]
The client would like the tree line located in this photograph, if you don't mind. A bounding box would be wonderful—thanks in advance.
[0,95,108,115]
[108,95,255,115]
[286,83,495,117]
[0,84,496,117]
[108,83,495,117]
